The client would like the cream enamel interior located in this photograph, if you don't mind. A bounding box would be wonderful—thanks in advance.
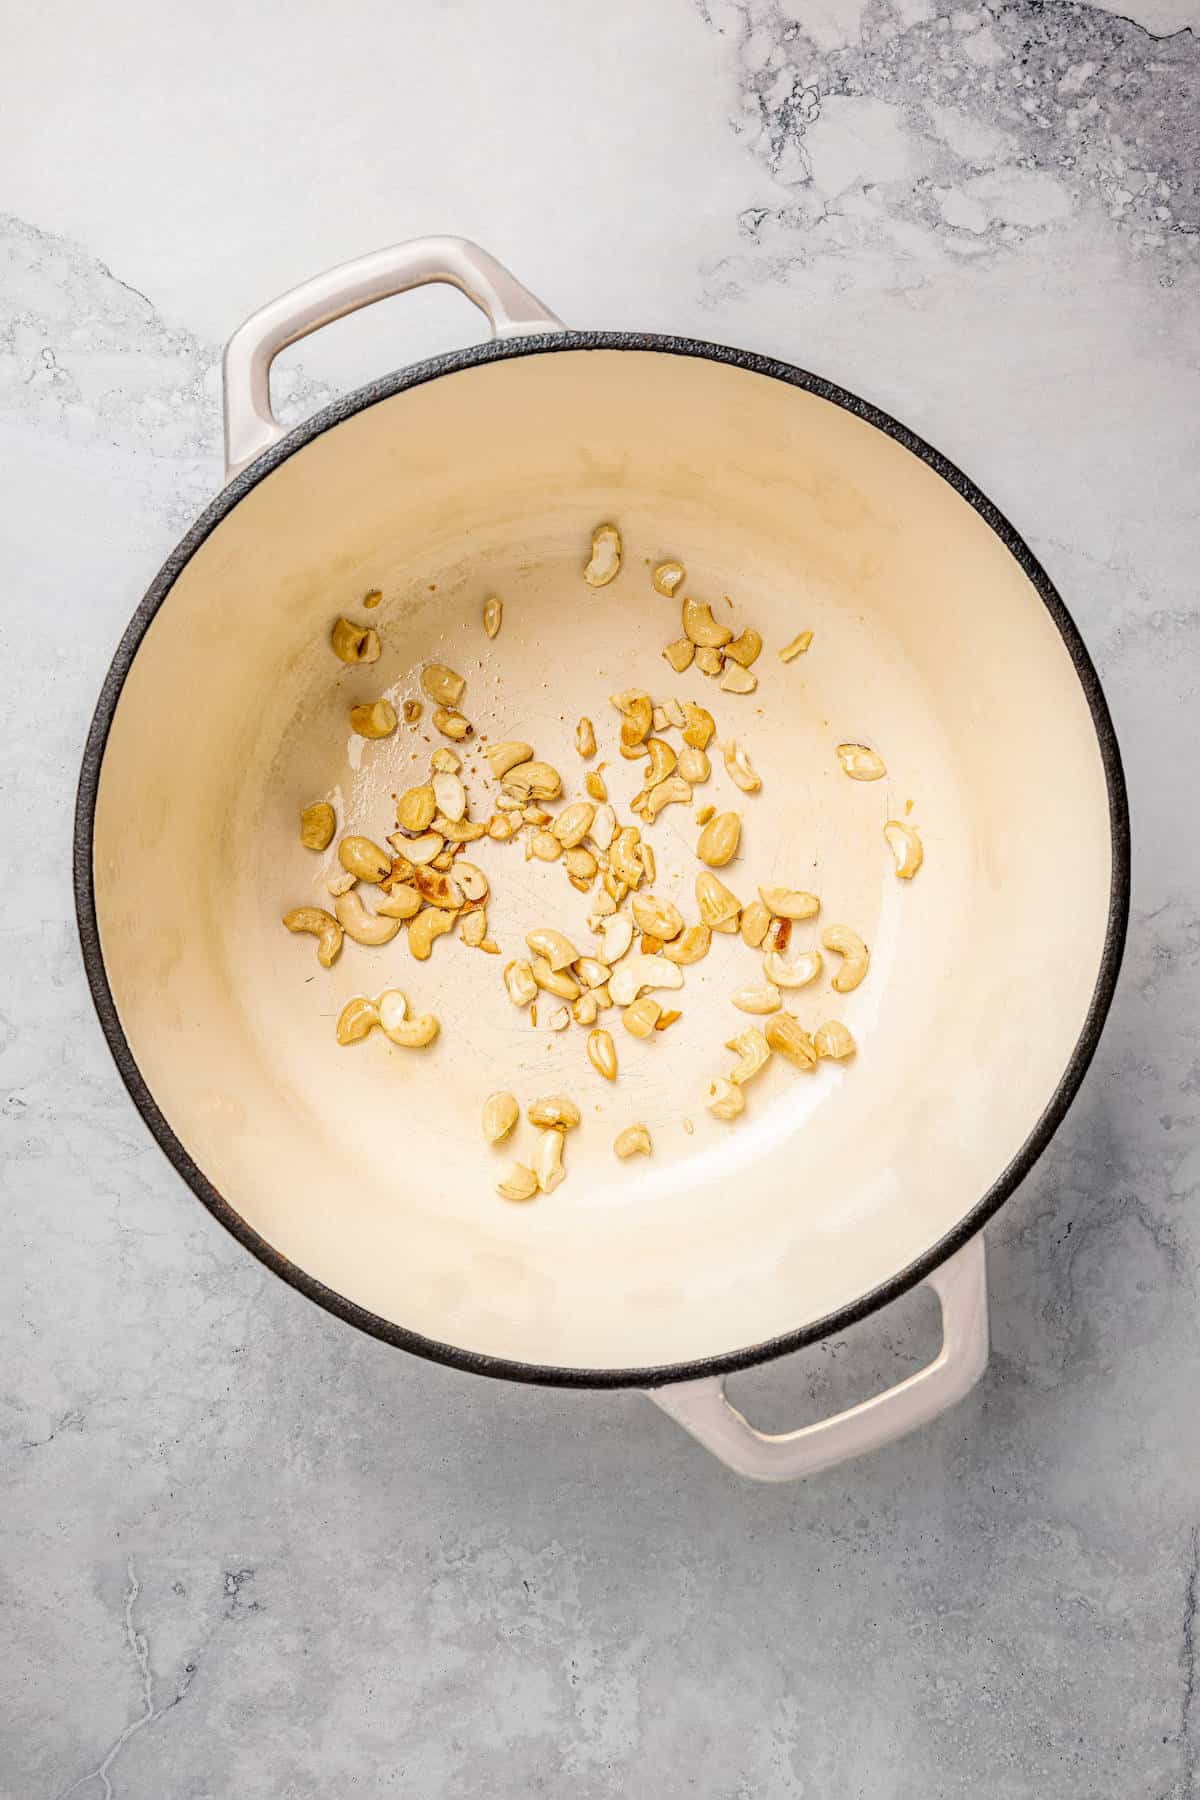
[91,349,1113,1373]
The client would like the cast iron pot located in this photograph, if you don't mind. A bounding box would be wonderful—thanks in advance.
[74,237,1129,1480]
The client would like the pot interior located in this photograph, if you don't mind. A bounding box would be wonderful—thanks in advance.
[89,346,1116,1375]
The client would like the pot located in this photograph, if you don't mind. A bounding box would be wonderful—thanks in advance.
[75,237,1129,1480]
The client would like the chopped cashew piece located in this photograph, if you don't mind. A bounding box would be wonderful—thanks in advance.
[695,646,724,678]
[547,1006,571,1031]
[822,925,870,992]
[731,984,782,1015]
[402,699,423,725]
[331,617,381,664]
[334,889,403,946]
[765,1012,818,1069]
[677,746,710,784]
[724,627,762,668]
[504,959,538,1007]
[607,954,684,1008]
[642,775,692,822]
[483,595,503,639]
[652,561,686,597]
[740,899,771,948]
[632,893,684,942]
[336,995,379,1045]
[584,522,622,587]
[763,948,822,989]
[299,802,336,850]
[724,741,761,794]
[759,886,820,920]
[587,1028,618,1081]
[815,1020,857,1060]
[430,747,461,774]
[501,760,563,802]
[420,663,466,707]
[681,702,716,750]
[498,1164,539,1202]
[530,957,580,1001]
[780,631,813,662]
[483,1091,520,1145]
[662,924,711,965]
[599,914,635,965]
[623,996,662,1038]
[884,820,924,879]
[532,1128,567,1193]
[720,663,757,695]
[375,883,423,920]
[525,928,579,972]
[695,871,741,931]
[682,596,733,649]
[576,716,597,758]
[707,1077,745,1121]
[663,637,695,673]
[614,1124,652,1158]
[528,1096,582,1131]
[396,786,437,835]
[725,1027,772,1085]
[432,771,467,823]
[837,742,887,781]
[697,811,741,868]
[585,769,608,803]
[376,989,440,1047]
[530,830,563,862]
[283,906,343,968]
[486,740,534,778]
[432,706,472,740]
[552,801,595,848]
[408,907,456,960]
[350,699,397,739]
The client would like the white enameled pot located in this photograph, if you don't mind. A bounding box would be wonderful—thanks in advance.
[75,238,1128,1481]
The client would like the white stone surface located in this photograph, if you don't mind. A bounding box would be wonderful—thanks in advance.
[2,1,1198,1794]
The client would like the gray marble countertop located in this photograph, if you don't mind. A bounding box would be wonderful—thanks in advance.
[3,2,1198,1794]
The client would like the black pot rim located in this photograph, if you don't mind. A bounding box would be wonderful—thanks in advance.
[73,329,1131,1391]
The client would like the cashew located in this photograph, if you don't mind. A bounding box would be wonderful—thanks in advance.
[454,862,488,904]
[642,775,692,822]
[330,617,381,664]
[697,811,741,868]
[528,1095,582,1131]
[643,738,677,786]
[408,907,456,960]
[815,1020,857,1060]
[334,889,403,946]
[721,663,757,695]
[632,893,684,942]
[573,991,599,1026]
[585,769,609,803]
[458,907,489,949]
[532,1127,567,1193]
[780,630,813,662]
[396,786,437,835]
[676,746,710,784]
[431,747,461,774]
[682,596,733,649]
[486,740,534,778]
[504,959,538,1007]
[299,802,336,850]
[283,905,343,968]
[611,689,653,752]
[623,996,662,1038]
[837,742,887,781]
[765,1012,817,1069]
[376,989,440,1048]
[574,956,612,989]
[375,883,423,919]
[723,741,761,795]
[588,803,617,852]
[681,706,715,753]
[529,830,563,862]
[326,868,357,897]
[652,561,685,597]
[497,1164,539,1202]
[553,801,595,848]
[821,925,869,993]
[695,871,741,931]
[884,820,923,879]
[413,866,465,911]
[695,646,724,677]
[338,835,392,883]
[614,1124,653,1158]
[436,815,486,843]
[763,948,822,989]
[488,813,516,841]
[707,1077,745,1121]
[547,1006,571,1031]
[525,928,579,971]
[576,715,596,758]
[607,954,684,1008]
[725,1027,772,1085]
[531,957,581,1001]
[663,637,695,673]
[724,627,762,668]
[662,923,711,965]
[420,663,466,707]
[394,832,445,867]
[759,886,820,919]
[402,699,423,725]
[336,995,379,1045]
[737,899,769,949]
[483,595,503,639]
[695,804,715,827]
[598,914,635,965]
[432,771,467,823]
[610,827,644,889]
[587,1028,618,1081]
[483,1091,520,1145]
[731,984,782,1015]
[501,760,562,802]
[584,522,622,587]
[564,847,598,882]
[432,706,472,740]
[350,699,397,739]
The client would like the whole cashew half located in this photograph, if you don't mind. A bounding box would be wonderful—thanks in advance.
[334,889,402,947]
[376,989,440,1048]
[283,905,343,968]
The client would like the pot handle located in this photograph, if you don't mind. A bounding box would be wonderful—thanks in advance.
[645,1235,989,1483]
[222,235,564,479]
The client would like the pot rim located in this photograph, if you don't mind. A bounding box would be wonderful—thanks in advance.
[73,330,1131,1390]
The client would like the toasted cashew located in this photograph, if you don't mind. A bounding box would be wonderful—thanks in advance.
[376,989,440,1047]
[587,1028,618,1081]
[396,785,437,834]
[486,740,534,778]
[350,699,397,739]
[598,914,635,965]
[695,871,741,931]
[588,803,617,852]
[720,663,757,695]
[663,637,695,673]
[504,959,538,1007]
[632,893,684,941]
[822,925,870,992]
[662,923,711,965]
[585,769,609,803]
[724,741,761,795]
[780,630,813,662]
[763,948,822,989]
[695,646,724,678]
[283,905,343,968]
[740,899,771,948]
[610,827,644,888]
[759,886,820,920]
[707,1076,745,1121]
[501,760,562,802]
[652,561,685,596]
[574,956,612,989]
[584,522,622,587]
[553,801,595,848]
[338,835,393,883]
[682,596,733,649]
[607,954,684,1008]
[725,1027,772,1085]
[642,775,692,822]
[623,995,662,1039]
[765,1012,817,1069]
[483,1091,520,1145]
[681,702,716,750]
[731,984,782,1015]
[724,627,762,668]
[335,995,379,1045]
[697,812,741,868]
[528,1095,582,1131]
[884,820,923,879]
[573,991,599,1026]
[576,715,596,758]
[408,907,456,960]
[299,802,336,851]
[335,890,403,946]
[530,957,581,1001]
[815,1020,857,1060]
[331,617,382,664]
[483,596,503,639]
[837,743,887,781]
[676,746,710,784]
[497,1164,539,1202]
[526,928,579,972]
[421,663,466,707]
[432,706,472,741]
[532,1127,567,1193]
[614,1123,653,1158]
[375,883,423,920]
[432,771,467,823]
